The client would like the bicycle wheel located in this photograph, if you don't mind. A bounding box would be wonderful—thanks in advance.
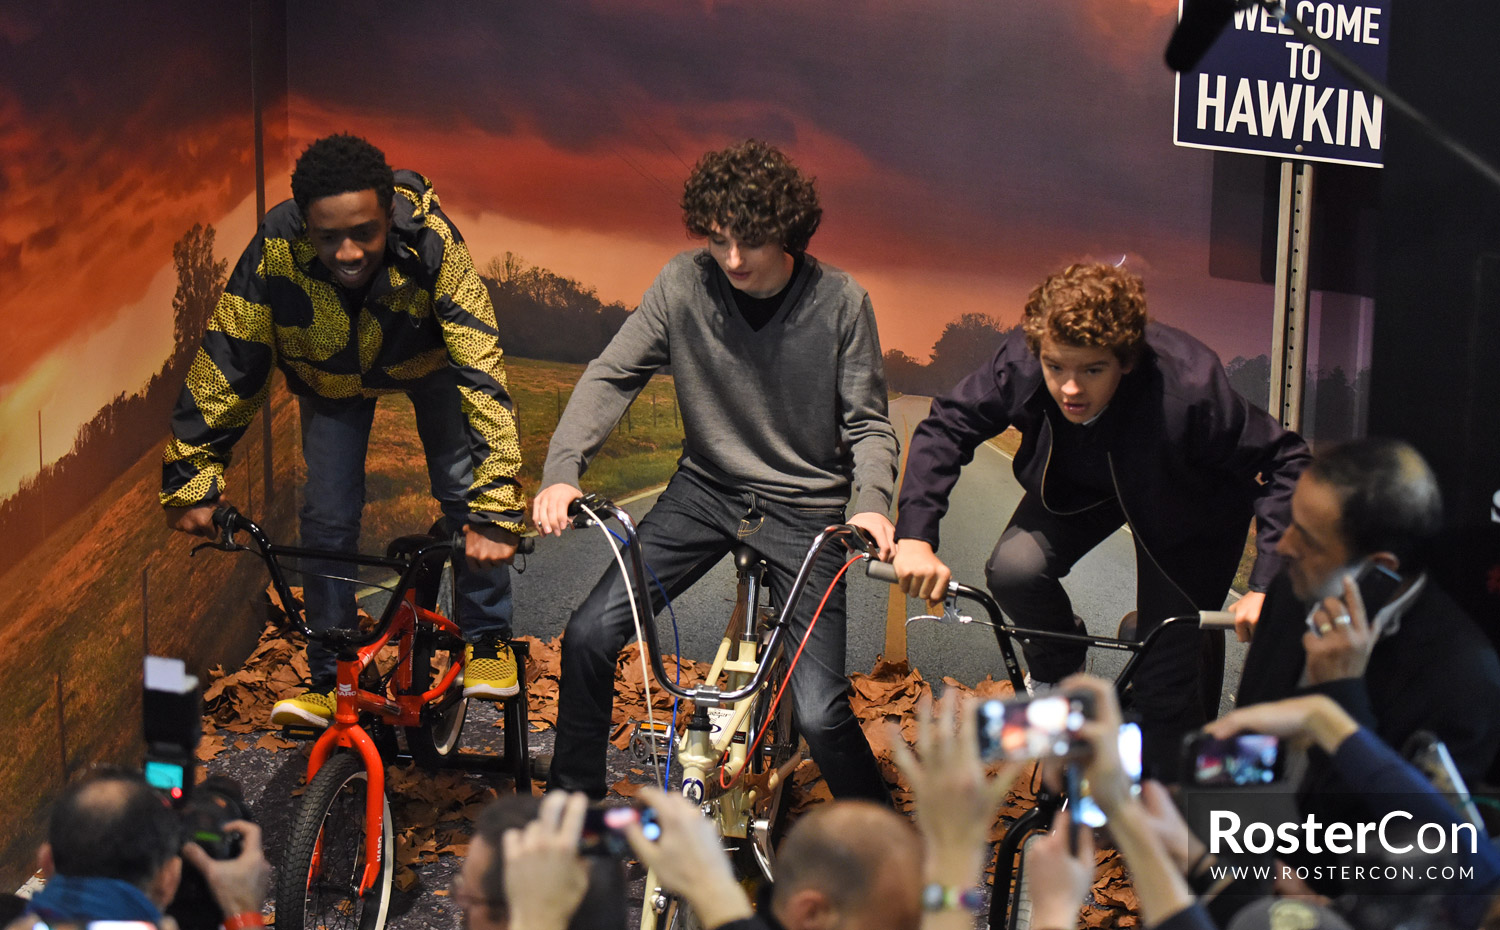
[277,753,394,930]
[405,558,468,766]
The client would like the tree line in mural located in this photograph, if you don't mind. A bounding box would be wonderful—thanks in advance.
[0,234,633,551]
[2,233,1370,553]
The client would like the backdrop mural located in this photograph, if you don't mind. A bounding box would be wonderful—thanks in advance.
[0,0,1376,883]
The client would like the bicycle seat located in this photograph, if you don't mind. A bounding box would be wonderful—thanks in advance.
[732,544,765,574]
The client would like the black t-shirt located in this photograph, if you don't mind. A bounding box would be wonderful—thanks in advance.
[725,253,804,331]
[1043,405,1117,509]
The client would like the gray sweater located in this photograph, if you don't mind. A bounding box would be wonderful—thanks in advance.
[541,250,898,515]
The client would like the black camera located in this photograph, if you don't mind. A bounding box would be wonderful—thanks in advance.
[142,657,253,930]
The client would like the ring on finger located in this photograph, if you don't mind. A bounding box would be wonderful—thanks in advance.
[1317,621,1334,635]
[1332,612,1353,627]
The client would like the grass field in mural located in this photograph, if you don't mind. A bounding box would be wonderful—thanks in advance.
[356,358,683,554]
[0,384,298,888]
[0,357,683,888]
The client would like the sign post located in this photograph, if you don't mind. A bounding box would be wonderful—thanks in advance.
[1173,1,1388,430]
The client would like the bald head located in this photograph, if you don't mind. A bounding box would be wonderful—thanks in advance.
[772,802,923,930]
[48,770,181,892]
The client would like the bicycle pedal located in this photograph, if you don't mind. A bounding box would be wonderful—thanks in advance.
[280,724,323,741]
[630,719,674,764]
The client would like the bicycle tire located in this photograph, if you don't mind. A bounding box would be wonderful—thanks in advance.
[661,893,705,930]
[405,558,468,766]
[277,752,394,930]
[1007,831,1044,930]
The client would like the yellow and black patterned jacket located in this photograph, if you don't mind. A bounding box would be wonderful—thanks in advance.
[161,171,526,531]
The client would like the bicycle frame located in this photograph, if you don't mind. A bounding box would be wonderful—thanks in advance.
[569,497,867,927]
[203,508,461,895]
[870,566,1230,930]
[569,496,872,708]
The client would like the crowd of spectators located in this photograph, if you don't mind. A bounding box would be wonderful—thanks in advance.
[11,438,1500,930]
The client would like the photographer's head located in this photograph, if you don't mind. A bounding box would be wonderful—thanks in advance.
[461,794,626,930]
[1277,437,1442,601]
[31,769,183,922]
[771,801,923,930]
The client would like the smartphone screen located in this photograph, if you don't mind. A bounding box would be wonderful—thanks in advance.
[976,692,1092,762]
[1072,723,1142,828]
[1186,733,1282,786]
[579,805,659,856]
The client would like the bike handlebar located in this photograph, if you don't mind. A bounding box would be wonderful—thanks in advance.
[202,505,525,650]
[567,494,878,706]
[861,557,1228,696]
[864,559,1237,631]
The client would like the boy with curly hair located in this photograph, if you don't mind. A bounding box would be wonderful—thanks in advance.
[533,139,898,801]
[892,262,1310,776]
[162,134,528,725]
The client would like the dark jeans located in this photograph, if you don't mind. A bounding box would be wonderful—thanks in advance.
[985,493,1239,779]
[548,469,888,802]
[298,370,513,685]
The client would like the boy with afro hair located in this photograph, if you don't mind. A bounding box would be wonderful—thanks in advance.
[162,134,528,724]
[533,139,898,802]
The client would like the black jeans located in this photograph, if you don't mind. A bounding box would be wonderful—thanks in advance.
[548,469,888,802]
[986,493,1240,779]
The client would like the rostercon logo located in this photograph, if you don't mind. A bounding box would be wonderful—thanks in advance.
[1210,810,1482,856]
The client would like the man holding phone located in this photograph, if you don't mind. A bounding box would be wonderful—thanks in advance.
[1236,437,1500,784]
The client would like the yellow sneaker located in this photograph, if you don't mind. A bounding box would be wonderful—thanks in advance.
[271,688,336,727]
[464,639,519,699]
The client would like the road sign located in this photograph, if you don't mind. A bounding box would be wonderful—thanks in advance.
[1173,1,1390,167]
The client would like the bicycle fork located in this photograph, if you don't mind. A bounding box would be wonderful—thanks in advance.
[304,665,389,896]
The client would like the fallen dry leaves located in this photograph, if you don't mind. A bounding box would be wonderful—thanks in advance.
[197,602,1139,925]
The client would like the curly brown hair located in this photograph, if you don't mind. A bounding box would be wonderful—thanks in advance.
[1021,262,1148,362]
[681,140,822,254]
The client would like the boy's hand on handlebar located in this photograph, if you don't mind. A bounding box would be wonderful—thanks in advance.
[532,483,583,537]
[166,503,222,539]
[846,511,896,561]
[1229,590,1264,643]
[463,524,520,569]
[892,538,951,609]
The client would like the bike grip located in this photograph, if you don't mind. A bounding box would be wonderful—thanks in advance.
[1199,610,1237,630]
[451,532,535,557]
[211,505,237,530]
[865,560,899,584]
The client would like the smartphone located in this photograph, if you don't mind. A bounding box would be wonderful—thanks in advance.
[976,691,1093,762]
[1352,559,1403,616]
[1070,722,1142,828]
[1183,733,1283,786]
[578,804,661,856]
[1306,560,1403,634]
